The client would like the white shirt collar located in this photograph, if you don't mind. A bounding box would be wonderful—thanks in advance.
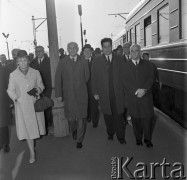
[105,54,112,62]
[38,56,44,63]
[132,59,140,65]
[70,55,77,62]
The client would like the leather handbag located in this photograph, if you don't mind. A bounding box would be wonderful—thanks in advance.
[34,94,54,112]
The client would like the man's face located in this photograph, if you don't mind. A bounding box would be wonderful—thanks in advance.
[123,45,130,55]
[117,48,123,56]
[102,41,112,55]
[12,49,20,60]
[35,47,44,58]
[143,54,149,61]
[59,49,64,55]
[83,48,92,59]
[68,43,79,57]
[130,45,141,61]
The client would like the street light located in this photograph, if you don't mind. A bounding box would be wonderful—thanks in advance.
[2,33,10,60]
[78,5,83,49]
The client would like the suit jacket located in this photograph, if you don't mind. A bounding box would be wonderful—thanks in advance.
[122,54,130,62]
[55,55,89,119]
[123,59,154,118]
[30,56,52,97]
[91,54,126,115]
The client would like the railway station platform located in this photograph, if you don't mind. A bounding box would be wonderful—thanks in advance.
[0,109,186,180]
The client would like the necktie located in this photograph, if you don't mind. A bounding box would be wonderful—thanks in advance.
[135,61,138,66]
[127,55,129,60]
[38,59,41,64]
[107,56,110,63]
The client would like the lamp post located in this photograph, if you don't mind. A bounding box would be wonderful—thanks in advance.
[78,5,83,50]
[2,33,10,60]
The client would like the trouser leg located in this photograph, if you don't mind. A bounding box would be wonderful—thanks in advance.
[114,114,126,141]
[77,118,87,143]
[103,114,115,137]
[0,126,9,145]
[68,118,78,133]
[91,97,99,126]
[131,117,143,141]
[44,107,53,128]
[142,117,154,142]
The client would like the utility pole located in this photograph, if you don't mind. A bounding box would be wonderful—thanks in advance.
[108,13,129,20]
[45,0,68,137]
[2,33,10,60]
[78,5,84,49]
[32,16,47,47]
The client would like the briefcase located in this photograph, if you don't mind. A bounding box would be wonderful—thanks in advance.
[34,94,54,112]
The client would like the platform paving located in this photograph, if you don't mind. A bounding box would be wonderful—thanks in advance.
[0,112,186,180]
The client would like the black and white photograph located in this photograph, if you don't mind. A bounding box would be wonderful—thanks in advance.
[0,0,186,179]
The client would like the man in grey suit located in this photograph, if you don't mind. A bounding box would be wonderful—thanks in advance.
[55,42,89,149]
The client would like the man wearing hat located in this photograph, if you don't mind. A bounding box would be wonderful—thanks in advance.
[83,44,100,127]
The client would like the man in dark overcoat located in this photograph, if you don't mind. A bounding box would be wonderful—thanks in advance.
[122,44,155,148]
[0,64,12,153]
[122,42,131,62]
[83,44,100,127]
[55,42,89,149]
[91,38,126,144]
[30,46,53,134]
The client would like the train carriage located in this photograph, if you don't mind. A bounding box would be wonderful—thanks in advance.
[124,0,187,128]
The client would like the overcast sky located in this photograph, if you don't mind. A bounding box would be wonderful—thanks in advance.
[0,0,140,58]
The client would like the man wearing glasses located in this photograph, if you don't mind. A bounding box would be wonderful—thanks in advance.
[30,46,53,135]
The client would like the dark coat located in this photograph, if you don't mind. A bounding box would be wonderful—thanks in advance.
[55,55,89,119]
[0,64,12,127]
[122,54,130,62]
[6,60,17,73]
[122,59,154,118]
[30,56,52,97]
[91,54,126,115]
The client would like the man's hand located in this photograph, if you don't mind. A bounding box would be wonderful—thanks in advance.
[136,89,147,98]
[94,95,99,100]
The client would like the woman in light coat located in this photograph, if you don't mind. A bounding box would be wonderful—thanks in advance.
[7,50,46,163]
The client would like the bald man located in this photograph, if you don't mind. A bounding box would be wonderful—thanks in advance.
[55,42,89,149]
[122,44,155,148]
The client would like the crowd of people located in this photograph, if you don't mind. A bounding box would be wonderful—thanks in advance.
[0,37,158,164]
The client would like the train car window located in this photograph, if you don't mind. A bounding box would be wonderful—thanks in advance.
[181,0,187,39]
[130,28,133,43]
[144,16,152,46]
[135,24,141,45]
[127,31,129,42]
[158,5,169,43]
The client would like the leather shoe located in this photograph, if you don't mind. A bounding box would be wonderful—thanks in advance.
[119,139,126,144]
[72,130,77,140]
[3,144,10,153]
[144,140,153,148]
[108,135,113,140]
[136,140,143,146]
[76,142,83,149]
[93,124,98,128]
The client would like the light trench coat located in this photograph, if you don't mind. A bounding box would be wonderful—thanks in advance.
[7,67,46,140]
